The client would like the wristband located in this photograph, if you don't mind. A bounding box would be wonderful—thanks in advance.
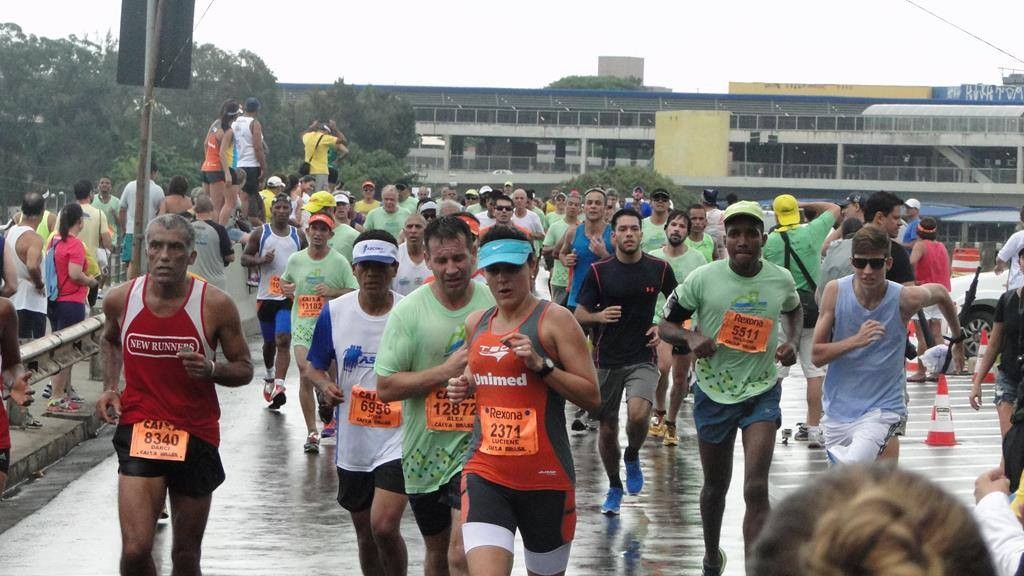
[208,359,217,379]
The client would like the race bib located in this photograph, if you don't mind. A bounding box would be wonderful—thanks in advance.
[348,386,401,428]
[268,275,283,296]
[129,420,189,462]
[297,294,324,318]
[479,406,538,456]
[426,387,476,432]
[716,310,772,353]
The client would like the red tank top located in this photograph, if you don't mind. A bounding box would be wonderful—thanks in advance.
[200,127,222,172]
[463,301,574,491]
[914,240,951,290]
[119,276,221,446]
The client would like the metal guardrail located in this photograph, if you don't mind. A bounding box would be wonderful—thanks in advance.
[19,314,105,387]
[729,161,1018,184]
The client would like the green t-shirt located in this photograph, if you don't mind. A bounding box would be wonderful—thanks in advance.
[364,207,410,240]
[329,223,360,263]
[685,234,716,263]
[467,203,486,215]
[546,211,572,228]
[673,259,799,404]
[530,206,549,231]
[92,195,121,238]
[281,249,358,347]
[642,216,669,253]
[400,196,419,215]
[374,283,495,494]
[762,212,835,292]
[650,246,708,322]
[542,219,573,287]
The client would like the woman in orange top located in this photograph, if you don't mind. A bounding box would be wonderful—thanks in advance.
[447,225,599,576]
[200,99,241,226]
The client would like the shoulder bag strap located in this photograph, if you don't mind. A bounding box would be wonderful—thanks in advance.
[306,134,325,163]
[781,232,816,291]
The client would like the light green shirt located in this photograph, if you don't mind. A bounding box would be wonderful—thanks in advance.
[400,196,419,215]
[542,219,573,287]
[530,206,549,231]
[374,283,495,494]
[467,203,486,215]
[329,223,360,263]
[762,212,835,292]
[92,195,121,238]
[642,216,669,253]
[673,259,799,404]
[281,249,358,347]
[685,234,716,263]
[650,246,707,322]
[364,207,410,240]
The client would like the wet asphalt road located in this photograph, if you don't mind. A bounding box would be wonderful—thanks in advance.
[0,337,1003,575]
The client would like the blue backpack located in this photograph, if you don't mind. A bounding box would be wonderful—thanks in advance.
[44,237,60,302]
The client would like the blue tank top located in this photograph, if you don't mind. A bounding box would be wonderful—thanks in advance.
[567,223,613,308]
[823,275,907,422]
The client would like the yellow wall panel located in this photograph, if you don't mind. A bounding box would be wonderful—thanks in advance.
[728,82,931,100]
[654,111,730,178]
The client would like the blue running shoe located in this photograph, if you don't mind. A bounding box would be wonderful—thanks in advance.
[625,458,644,495]
[601,487,624,515]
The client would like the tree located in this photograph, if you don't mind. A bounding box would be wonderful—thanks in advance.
[561,166,696,209]
[337,145,417,191]
[546,75,643,90]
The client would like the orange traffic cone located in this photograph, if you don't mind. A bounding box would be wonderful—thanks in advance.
[905,321,919,373]
[925,374,957,446]
[975,328,995,383]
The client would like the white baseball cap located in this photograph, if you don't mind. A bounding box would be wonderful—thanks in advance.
[905,198,921,210]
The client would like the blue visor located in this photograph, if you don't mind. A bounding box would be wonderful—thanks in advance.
[477,239,532,270]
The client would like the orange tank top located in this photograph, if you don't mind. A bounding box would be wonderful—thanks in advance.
[201,126,223,172]
[463,301,574,491]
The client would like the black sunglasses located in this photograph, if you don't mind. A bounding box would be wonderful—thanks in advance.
[851,257,887,270]
[494,205,513,212]
[485,262,524,275]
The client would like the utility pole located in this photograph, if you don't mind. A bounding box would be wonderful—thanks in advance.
[130,0,163,278]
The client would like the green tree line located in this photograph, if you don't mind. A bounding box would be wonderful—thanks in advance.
[0,23,416,210]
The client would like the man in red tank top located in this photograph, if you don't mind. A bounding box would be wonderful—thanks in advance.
[908,216,952,382]
[95,214,253,576]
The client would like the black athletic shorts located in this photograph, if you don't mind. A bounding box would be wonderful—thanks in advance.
[408,471,461,537]
[256,298,293,324]
[17,309,47,340]
[113,423,225,497]
[461,473,575,554]
[200,168,239,185]
[336,459,405,513]
[240,167,261,196]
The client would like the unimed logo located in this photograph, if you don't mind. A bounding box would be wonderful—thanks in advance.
[126,334,200,359]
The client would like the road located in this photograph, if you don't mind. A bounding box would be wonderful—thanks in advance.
[0,339,1002,575]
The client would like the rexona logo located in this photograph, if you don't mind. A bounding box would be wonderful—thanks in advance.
[126,334,201,359]
[477,345,510,362]
[472,372,528,387]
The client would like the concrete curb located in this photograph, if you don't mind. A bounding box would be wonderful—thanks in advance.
[7,412,105,492]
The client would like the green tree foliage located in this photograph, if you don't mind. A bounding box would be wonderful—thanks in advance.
[546,75,643,90]
[338,145,417,192]
[0,25,417,209]
[561,166,696,209]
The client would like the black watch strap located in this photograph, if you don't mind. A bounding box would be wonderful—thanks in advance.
[535,357,555,378]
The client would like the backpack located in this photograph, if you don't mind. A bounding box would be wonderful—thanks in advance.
[43,236,60,302]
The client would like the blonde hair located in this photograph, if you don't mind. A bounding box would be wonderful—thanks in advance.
[751,465,995,576]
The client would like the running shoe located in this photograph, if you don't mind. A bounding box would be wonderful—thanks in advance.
[793,422,808,442]
[265,379,286,409]
[67,386,85,404]
[807,427,824,449]
[45,398,81,415]
[702,548,727,576]
[303,431,320,454]
[246,272,259,288]
[663,423,678,447]
[649,411,666,437]
[321,418,336,439]
[41,382,52,400]
[625,458,644,495]
[601,487,624,515]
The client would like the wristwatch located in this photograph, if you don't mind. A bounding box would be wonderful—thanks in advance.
[535,357,555,378]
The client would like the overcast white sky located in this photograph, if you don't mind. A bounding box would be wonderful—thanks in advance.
[4,0,1024,92]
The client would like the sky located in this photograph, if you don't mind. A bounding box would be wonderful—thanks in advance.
[4,0,1024,92]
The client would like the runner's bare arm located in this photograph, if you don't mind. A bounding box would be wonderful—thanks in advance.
[97,283,129,422]
[777,301,803,366]
[909,240,926,266]
[240,226,264,267]
[657,307,716,358]
[0,299,31,406]
[558,225,577,266]
[812,280,890,366]
[204,288,253,387]
[972,321,1004,409]
[537,305,600,410]
[377,311,479,403]
[902,283,965,369]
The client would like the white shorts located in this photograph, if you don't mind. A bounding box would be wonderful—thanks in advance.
[822,409,903,465]
[921,304,942,321]
[777,327,827,379]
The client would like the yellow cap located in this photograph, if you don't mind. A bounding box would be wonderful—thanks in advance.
[772,194,800,228]
[302,191,337,214]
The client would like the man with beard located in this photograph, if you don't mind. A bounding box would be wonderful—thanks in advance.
[542,194,581,306]
[649,210,708,446]
[574,208,677,515]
